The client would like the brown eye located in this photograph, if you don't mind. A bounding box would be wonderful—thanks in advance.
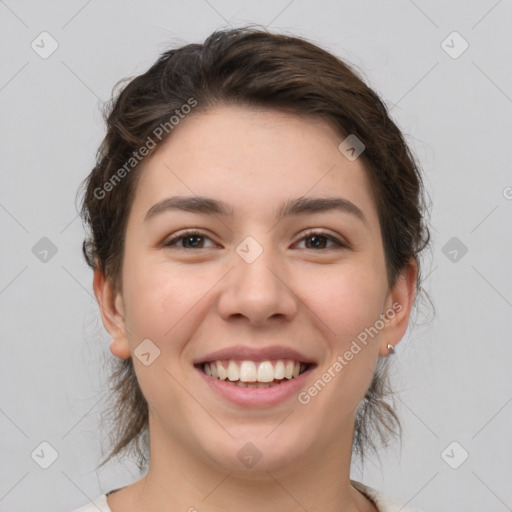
[163,231,215,249]
[305,234,329,249]
[295,231,346,250]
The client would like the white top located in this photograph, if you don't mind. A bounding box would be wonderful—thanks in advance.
[70,480,424,512]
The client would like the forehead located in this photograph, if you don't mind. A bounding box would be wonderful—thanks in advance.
[131,105,379,226]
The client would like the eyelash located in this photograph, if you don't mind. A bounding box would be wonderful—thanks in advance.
[162,229,347,251]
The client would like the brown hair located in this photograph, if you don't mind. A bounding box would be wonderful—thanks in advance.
[79,26,430,471]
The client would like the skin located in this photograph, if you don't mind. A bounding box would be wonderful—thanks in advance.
[94,105,417,512]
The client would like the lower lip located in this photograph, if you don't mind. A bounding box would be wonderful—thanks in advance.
[196,366,314,407]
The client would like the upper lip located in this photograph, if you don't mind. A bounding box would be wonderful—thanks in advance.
[194,345,317,365]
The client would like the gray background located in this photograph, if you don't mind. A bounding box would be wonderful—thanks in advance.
[1,1,511,511]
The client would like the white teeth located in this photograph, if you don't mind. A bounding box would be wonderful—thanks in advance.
[274,360,285,379]
[227,360,239,381]
[284,360,294,379]
[216,362,227,380]
[202,359,307,383]
[239,361,257,382]
[257,361,275,382]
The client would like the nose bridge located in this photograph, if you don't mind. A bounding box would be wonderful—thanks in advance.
[217,234,297,325]
[236,243,280,294]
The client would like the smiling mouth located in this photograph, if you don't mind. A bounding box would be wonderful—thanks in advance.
[195,359,313,388]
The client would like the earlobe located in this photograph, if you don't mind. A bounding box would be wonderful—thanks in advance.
[378,260,418,357]
[110,336,132,359]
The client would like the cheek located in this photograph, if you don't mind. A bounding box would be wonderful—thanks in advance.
[122,255,216,344]
[298,269,384,426]
[293,264,385,406]
[298,262,387,345]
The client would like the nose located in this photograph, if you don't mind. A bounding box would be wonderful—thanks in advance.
[217,243,298,327]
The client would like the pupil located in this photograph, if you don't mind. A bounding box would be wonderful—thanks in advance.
[186,236,202,248]
[308,235,326,249]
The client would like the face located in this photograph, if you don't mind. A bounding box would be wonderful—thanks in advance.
[95,105,415,477]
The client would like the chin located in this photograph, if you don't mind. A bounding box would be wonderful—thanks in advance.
[202,430,310,476]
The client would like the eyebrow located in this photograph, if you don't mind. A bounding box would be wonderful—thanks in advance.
[144,195,367,225]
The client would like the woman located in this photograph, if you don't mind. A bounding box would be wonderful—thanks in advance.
[73,26,430,512]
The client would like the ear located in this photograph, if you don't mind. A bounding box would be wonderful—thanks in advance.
[93,268,131,359]
[378,259,418,357]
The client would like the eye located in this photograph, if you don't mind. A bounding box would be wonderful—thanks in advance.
[162,229,347,251]
[294,230,347,250]
[162,230,216,249]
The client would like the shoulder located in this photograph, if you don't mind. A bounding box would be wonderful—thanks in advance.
[69,494,111,512]
[350,480,426,512]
